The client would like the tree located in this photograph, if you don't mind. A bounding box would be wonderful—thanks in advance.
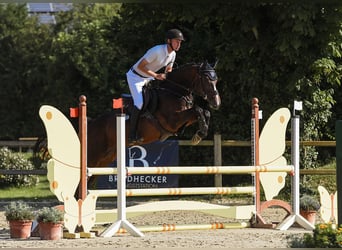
[116,2,342,167]
[1,2,342,172]
[0,4,54,138]
[44,3,125,116]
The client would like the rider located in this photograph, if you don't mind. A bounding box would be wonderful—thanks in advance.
[126,28,185,144]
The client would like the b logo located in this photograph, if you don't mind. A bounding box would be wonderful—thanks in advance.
[128,145,149,167]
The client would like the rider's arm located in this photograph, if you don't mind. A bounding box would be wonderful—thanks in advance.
[137,59,166,80]
[165,52,175,73]
[165,64,173,73]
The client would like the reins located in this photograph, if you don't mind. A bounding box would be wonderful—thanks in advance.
[163,77,193,95]
[162,64,208,98]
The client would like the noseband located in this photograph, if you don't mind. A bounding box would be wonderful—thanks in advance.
[196,67,218,100]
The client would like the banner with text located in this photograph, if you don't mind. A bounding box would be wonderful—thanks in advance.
[95,140,179,189]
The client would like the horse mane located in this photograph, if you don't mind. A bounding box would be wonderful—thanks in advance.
[171,61,215,75]
[172,62,200,72]
[164,62,201,80]
[151,61,215,91]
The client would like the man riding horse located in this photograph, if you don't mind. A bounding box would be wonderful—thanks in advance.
[126,28,185,145]
[34,29,220,172]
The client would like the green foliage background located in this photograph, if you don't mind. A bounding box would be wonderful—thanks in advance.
[0,2,341,171]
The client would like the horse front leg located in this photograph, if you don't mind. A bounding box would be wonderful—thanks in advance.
[191,106,211,145]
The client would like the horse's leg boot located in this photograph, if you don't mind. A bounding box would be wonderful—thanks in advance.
[128,106,143,145]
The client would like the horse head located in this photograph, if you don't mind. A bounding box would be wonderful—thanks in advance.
[196,61,221,110]
[164,61,221,110]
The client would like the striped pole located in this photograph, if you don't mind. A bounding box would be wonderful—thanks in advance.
[89,186,255,197]
[114,222,250,233]
[88,165,294,176]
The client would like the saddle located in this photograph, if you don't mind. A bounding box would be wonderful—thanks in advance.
[121,84,159,115]
[119,84,176,141]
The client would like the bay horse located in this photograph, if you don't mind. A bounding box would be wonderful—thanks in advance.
[87,61,221,168]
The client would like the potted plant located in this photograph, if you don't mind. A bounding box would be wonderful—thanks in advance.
[4,201,35,239]
[36,206,64,240]
[300,195,321,225]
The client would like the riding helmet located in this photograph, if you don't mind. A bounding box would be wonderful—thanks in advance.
[166,29,185,41]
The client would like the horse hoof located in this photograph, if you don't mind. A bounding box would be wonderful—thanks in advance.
[191,134,202,145]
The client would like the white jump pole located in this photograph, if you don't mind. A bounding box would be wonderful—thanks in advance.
[100,113,144,237]
[276,101,314,230]
[88,165,294,176]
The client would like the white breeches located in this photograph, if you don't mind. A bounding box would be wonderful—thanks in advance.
[126,70,153,110]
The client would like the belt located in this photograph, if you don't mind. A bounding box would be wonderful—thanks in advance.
[130,67,149,78]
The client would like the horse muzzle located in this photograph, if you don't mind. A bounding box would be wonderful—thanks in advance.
[209,94,221,110]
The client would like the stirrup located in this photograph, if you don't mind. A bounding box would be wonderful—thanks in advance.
[128,135,143,145]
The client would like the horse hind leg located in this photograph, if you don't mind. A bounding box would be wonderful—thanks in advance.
[192,107,210,145]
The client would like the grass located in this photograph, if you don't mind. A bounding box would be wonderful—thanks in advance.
[0,175,56,201]
[302,160,336,195]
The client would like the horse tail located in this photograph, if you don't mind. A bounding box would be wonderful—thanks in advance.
[33,137,50,163]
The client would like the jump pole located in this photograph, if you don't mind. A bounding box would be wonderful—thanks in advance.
[115,222,250,233]
[100,113,144,237]
[88,165,294,175]
[76,96,295,232]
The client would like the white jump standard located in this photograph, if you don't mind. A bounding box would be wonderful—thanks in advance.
[100,114,144,237]
[276,103,314,230]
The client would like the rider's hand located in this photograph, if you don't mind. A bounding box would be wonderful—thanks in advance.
[155,73,166,80]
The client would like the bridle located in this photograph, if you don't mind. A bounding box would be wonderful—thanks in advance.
[163,63,218,100]
[196,66,219,100]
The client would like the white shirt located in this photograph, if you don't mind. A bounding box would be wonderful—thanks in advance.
[132,44,176,78]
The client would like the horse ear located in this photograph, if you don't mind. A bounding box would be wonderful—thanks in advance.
[211,58,219,69]
[200,60,209,69]
[199,61,205,70]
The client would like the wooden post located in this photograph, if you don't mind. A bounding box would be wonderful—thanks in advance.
[214,133,222,187]
[78,95,87,201]
[251,98,260,215]
[336,121,342,224]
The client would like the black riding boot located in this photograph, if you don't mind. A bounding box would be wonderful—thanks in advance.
[128,106,142,145]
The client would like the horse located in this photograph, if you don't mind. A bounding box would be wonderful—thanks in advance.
[87,61,221,168]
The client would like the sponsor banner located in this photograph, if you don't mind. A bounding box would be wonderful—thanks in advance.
[95,140,179,189]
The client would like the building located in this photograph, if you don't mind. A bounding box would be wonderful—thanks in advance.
[27,3,72,24]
